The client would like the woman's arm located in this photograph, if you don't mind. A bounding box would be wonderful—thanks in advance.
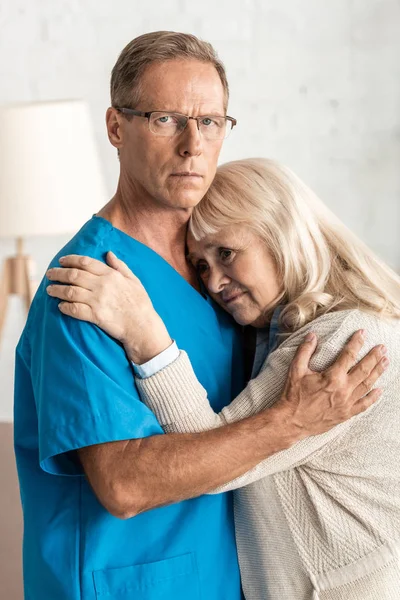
[46,254,387,494]
[136,311,388,492]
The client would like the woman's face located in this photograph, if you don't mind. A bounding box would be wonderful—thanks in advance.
[187,224,282,327]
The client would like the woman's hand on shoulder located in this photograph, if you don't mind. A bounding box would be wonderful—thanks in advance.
[46,252,172,363]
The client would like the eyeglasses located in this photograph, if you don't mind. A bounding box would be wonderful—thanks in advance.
[115,108,237,140]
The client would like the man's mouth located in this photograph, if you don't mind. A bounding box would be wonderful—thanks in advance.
[170,171,203,178]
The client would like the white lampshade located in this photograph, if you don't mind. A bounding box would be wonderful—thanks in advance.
[0,100,108,238]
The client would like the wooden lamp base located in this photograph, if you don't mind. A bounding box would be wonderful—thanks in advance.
[0,238,35,341]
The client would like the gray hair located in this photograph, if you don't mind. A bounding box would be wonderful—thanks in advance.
[110,31,229,111]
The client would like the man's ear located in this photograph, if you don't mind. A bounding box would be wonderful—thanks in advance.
[106,107,124,150]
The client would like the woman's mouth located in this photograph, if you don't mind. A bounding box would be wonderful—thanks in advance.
[222,292,245,305]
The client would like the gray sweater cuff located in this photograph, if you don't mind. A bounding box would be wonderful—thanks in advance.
[135,350,208,425]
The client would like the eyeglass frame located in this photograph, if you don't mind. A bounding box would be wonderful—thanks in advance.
[114,107,237,138]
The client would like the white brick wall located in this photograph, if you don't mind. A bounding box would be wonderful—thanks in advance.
[1,0,399,419]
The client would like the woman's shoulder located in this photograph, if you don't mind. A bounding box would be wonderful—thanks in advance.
[280,309,400,354]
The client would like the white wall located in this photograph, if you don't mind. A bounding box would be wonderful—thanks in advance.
[1,0,399,420]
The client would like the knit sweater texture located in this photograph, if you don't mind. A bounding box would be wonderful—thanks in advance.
[136,309,400,600]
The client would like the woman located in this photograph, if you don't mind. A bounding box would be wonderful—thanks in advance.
[46,158,400,600]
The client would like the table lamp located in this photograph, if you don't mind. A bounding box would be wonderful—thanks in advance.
[0,99,108,342]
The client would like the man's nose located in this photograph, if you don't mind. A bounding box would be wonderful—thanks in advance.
[207,268,230,294]
[177,119,202,157]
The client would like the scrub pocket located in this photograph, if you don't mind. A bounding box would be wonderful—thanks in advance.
[93,552,200,599]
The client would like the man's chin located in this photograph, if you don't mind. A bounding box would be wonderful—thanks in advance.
[171,192,205,209]
[166,179,208,207]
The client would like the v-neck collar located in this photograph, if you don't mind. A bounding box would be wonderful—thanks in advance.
[91,215,215,311]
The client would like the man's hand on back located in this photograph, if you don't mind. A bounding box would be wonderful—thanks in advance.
[273,329,387,440]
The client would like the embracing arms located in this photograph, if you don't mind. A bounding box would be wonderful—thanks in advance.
[77,397,302,518]
[46,254,387,517]
[136,327,387,493]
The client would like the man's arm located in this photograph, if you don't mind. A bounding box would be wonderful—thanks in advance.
[137,317,389,493]
[44,256,385,516]
[78,331,383,518]
[78,406,294,519]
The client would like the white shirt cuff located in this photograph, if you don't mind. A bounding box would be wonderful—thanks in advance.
[131,341,180,379]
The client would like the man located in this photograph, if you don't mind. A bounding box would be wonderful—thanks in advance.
[14,32,383,600]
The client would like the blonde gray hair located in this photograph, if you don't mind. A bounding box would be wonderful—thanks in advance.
[190,158,400,332]
[110,31,229,111]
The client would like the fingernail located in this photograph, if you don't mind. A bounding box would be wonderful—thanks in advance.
[305,332,315,342]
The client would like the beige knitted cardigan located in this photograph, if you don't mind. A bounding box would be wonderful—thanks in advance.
[136,309,400,600]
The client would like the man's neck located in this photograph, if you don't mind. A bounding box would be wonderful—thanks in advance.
[98,189,199,289]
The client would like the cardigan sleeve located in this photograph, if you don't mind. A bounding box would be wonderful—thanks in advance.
[135,310,385,493]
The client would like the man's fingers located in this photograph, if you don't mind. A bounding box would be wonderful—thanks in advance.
[351,356,389,400]
[106,251,136,279]
[351,387,383,417]
[58,302,95,324]
[289,333,318,378]
[58,254,111,276]
[348,345,387,388]
[330,330,365,374]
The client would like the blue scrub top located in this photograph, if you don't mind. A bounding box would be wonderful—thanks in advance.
[14,216,245,600]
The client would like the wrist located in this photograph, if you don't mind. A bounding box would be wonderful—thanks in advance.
[123,314,172,364]
[257,403,304,455]
[125,337,173,364]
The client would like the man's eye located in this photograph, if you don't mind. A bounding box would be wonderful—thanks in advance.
[157,114,180,125]
[201,117,224,128]
[201,117,221,128]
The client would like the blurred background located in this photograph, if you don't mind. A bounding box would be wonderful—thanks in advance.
[0,0,399,594]
[1,0,400,419]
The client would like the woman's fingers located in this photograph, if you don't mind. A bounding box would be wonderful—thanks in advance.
[46,251,157,346]
[106,251,136,279]
[47,284,92,305]
[289,332,318,379]
[46,266,97,290]
[58,301,96,324]
[58,254,111,275]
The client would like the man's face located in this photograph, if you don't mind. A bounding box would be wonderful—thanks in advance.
[108,59,227,212]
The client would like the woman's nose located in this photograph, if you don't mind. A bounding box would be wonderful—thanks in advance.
[207,269,230,294]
